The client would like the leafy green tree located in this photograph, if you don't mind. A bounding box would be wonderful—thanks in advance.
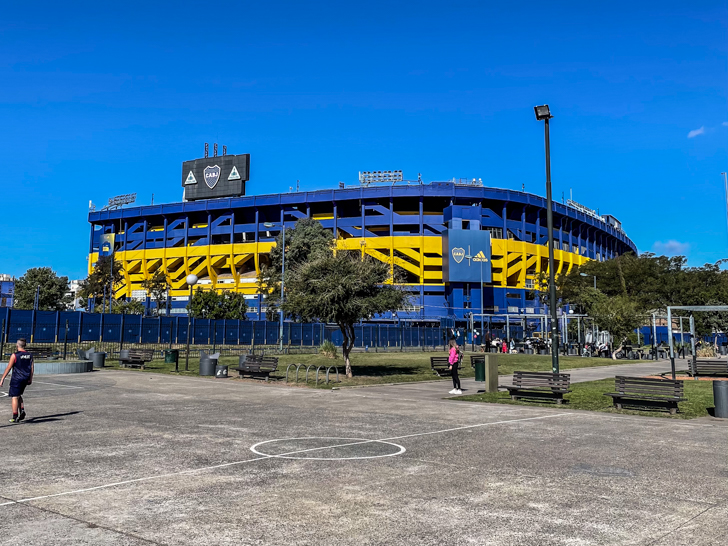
[588,294,642,359]
[142,269,169,316]
[80,255,124,310]
[258,218,334,315]
[110,299,145,315]
[14,267,70,310]
[189,288,248,319]
[283,253,408,377]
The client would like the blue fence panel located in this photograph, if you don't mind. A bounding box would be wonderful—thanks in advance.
[159,317,174,344]
[102,315,122,342]
[58,312,82,342]
[122,315,142,343]
[253,321,267,345]
[239,321,253,344]
[312,324,322,346]
[34,311,58,342]
[8,310,33,342]
[224,320,239,344]
[177,321,189,344]
[193,319,210,344]
[266,322,279,345]
[80,313,102,342]
[141,318,160,343]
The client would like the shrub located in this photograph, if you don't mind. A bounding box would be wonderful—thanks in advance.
[320,340,338,359]
[697,345,716,358]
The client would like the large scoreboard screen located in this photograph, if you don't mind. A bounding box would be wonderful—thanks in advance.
[181,154,250,201]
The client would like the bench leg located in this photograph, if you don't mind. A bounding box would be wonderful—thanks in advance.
[511,395,518,401]
[556,398,563,405]
[615,403,622,410]
[669,407,677,415]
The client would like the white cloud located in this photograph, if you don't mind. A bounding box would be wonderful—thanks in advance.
[687,126,705,138]
[652,240,690,256]
[723,121,728,127]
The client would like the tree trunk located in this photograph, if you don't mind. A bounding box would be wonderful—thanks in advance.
[339,322,355,378]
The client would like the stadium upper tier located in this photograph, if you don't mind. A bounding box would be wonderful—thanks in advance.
[88,182,636,320]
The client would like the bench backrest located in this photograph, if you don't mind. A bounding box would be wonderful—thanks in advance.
[28,347,54,357]
[128,348,155,358]
[430,356,450,368]
[614,376,684,397]
[512,371,571,389]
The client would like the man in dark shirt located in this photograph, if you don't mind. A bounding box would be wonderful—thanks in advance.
[0,338,34,423]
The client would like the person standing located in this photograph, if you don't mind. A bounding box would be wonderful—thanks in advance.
[0,339,34,423]
[448,339,462,395]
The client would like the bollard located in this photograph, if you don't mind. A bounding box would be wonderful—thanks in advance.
[483,354,498,393]
[713,381,728,419]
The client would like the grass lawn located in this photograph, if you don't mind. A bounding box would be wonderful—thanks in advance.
[102,351,647,389]
[455,378,715,419]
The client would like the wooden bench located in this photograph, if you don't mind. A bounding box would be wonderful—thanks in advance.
[689,359,728,377]
[430,356,453,376]
[235,355,279,381]
[28,347,58,360]
[119,348,155,369]
[504,371,571,404]
[604,376,685,415]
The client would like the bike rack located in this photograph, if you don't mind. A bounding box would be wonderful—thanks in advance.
[305,364,316,383]
[315,365,340,385]
[285,363,305,383]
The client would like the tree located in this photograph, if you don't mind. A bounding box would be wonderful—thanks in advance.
[14,267,70,311]
[142,269,170,316]
[189,288,248,319]
[587,294,642,359]
[110,299,145,315]
[258,218,334,314]
[80,255,124,310]
[283,253,409,377]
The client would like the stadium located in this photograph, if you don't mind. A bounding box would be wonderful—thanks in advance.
[87,151,637,325]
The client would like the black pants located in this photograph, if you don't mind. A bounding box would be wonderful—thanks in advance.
[451,365,461,390]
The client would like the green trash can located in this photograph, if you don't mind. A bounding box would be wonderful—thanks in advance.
[474,359,485,382]
[164,349,179,365]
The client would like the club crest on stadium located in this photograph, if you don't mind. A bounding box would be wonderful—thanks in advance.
[204,165,221,189]
[452,247,465,264]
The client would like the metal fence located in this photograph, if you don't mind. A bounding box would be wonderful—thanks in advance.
[0,312,453,360]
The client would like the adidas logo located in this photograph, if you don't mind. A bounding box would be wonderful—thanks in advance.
[473,251,488,262]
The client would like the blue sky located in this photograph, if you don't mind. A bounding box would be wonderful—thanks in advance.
[1,1,726,279]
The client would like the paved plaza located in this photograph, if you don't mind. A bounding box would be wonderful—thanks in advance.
[1,369,726,545]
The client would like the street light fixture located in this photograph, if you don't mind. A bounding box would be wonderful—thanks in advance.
[185,273,198,372]
[534,104,560,374]
[264,222,285,351]
[580,272,597,290]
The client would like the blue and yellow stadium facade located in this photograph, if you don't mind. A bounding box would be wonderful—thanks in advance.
[88,182,636,322]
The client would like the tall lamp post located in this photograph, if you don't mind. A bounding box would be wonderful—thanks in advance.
[185,274,198,371]
[264,222,285,352]
[534,104,560,373]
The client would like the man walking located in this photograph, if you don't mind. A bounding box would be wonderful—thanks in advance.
[0,339,34,423]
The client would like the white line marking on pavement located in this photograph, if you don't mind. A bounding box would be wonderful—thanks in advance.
[33,381,85,389]
[250,437,407,460]
[0,412,570,507]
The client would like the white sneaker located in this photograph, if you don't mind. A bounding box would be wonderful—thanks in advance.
[449,389,457,394]
[455,389,463,395]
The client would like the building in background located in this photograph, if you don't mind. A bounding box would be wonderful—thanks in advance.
[87,150,636,324]
[0,275,14,308]
[66,279,84,311]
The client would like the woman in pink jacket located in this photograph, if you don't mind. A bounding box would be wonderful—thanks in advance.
[448,339,462,395]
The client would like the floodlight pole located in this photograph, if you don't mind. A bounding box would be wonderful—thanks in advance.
[540,113,560,373]
[689,314,697,379]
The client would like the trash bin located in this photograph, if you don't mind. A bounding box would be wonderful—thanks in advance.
[215,365,228,379]
[474,359,485,382]
[91,352,106,368]
[199,354,217,376]
[164,349,179,364]
[714,381,728,419]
